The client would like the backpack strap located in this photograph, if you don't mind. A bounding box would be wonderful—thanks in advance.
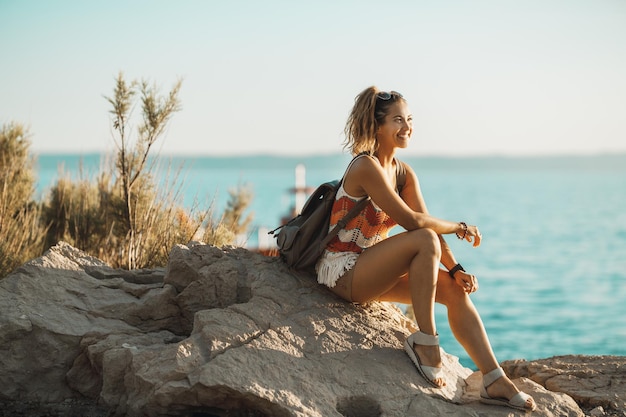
[319,193,369,249]
[319,156,407,250]
[319,153,371,248]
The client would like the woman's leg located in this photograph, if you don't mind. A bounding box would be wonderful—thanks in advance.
[381,269,503,371]
[350,228,441,330]
[381,270,535,408]
[348,228,444,385]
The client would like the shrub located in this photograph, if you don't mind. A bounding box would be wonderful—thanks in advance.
[40,73,253,269]
[2,73,254,275]
[201,183,254,246]
[0,123,45,276]
[43,169,118,261]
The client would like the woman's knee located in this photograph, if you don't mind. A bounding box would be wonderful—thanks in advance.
[436,270,468,306]
[408,228,441,258]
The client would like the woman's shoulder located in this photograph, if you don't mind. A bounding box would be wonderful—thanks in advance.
[347,154,383,182]
[349,153,379,171]
[342,154,379,196]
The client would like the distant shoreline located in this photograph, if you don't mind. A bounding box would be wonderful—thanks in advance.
[32,150,626,158]
[33,152,626,172]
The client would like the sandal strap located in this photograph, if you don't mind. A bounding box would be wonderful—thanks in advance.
[408,331,439,346]
[483,366,506,387]
[509,391,533,408]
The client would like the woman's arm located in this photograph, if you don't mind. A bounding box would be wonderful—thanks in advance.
[399,160,480,292]
[397,163,468,268]
[344,156,481,245]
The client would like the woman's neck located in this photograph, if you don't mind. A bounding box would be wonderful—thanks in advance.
[373,149,396,167]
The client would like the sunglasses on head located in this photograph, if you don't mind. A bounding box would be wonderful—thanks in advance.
[377,91,403,100]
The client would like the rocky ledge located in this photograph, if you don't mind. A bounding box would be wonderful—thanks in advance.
[0,242,623,417]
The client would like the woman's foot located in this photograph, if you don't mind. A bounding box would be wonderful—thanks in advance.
[480,367,537,411]
[404,332,446,388]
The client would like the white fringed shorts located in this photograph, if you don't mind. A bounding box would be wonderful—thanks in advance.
[315,250,360,288]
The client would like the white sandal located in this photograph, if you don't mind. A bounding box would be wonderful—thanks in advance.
[403,331,445,388]
[480,367,537,411]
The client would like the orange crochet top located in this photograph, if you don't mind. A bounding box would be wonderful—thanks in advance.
[325,186,397,254]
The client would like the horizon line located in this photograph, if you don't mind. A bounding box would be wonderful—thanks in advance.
[32,150,626,159]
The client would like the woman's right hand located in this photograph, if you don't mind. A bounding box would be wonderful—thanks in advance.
[460,223,482,247]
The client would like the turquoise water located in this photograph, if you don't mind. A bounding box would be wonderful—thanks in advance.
[34,153,626,368]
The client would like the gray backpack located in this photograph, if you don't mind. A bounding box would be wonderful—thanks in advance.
[269,156,407,275]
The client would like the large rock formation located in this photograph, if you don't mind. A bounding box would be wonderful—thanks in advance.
[0,241,620,416]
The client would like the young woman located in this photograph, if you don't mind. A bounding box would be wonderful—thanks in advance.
[315,87,536,412]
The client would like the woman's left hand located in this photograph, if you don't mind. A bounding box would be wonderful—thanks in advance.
[454,270,479,293]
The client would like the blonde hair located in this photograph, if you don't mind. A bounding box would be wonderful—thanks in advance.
[343,86,406,155]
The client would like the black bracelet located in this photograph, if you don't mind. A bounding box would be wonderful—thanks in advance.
[448,263,465,278]
[456,222,468,240]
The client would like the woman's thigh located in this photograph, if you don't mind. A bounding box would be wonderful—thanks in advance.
[351,229,439,303]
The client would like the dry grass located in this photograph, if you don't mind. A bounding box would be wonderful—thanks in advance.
[39,152,252,270]
[0,123,46,277]
[1,74,253,277]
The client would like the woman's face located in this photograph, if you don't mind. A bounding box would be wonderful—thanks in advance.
[376,101,413,149]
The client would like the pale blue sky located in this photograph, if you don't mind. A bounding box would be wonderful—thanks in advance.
[2,0,625,156]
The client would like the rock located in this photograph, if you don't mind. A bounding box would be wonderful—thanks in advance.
[503,356,626,416]
[589,406,606,417]
[0,241,592,416]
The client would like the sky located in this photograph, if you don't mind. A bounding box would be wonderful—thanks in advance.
[1,0,625,156]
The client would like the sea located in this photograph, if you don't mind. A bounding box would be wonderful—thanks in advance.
[34,152,626,369]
